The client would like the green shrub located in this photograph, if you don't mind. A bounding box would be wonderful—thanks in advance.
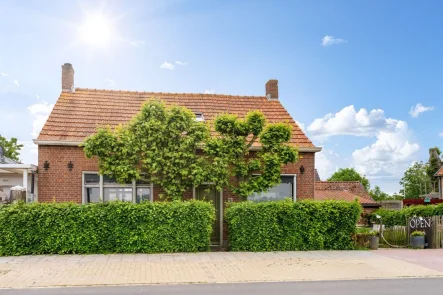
[0,200,215,256]
[355,227,371,234]
[411,230,425,237]
[373,204,443,226]
[225,200,362,251]
[368,230,378,236]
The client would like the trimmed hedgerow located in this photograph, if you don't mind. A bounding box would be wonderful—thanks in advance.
[225,200,362,251]
[0,200,215,256]
[372,204,443,226]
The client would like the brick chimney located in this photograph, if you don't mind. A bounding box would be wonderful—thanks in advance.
[265,79,278,100]
[62,63,74,92]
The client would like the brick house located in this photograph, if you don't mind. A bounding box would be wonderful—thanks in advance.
[314,181,380,224]
[34,63,321,245]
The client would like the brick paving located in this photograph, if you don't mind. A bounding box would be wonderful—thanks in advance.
[0,250,442,289]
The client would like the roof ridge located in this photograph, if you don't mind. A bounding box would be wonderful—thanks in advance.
[73,88,267,99]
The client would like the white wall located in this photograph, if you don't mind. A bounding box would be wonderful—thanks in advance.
[0,172,38,201]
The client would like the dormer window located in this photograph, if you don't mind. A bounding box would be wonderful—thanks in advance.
[195,112,205,122]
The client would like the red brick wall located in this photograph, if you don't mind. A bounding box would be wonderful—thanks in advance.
[284,152,315,200]
[38,146,99,203]
[39,146,316,202]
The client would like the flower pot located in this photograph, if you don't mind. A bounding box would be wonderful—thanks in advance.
[410,236,425,249]
[369,236,379,250]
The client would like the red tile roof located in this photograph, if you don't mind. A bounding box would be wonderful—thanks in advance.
[314,181,378,205]
[37,88,315,148]
[435,166,443,177]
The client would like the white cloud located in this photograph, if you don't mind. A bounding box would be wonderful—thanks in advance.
[129,40,145,47]
[104,78,116,88]
[204,89,215,94]
[316,150,338,180]
[17,141,38,165]
[1,72,8,77]
[322,35,347,46]
[28,101,54,138]
[13,80,19,87]
[309,105,420,190]
[439,132,443,137]
[352,120,419,179]
[307,105,387,139]
[36,95,40,99]
[160,61,174,70]
[175,61,188,66]
[409,103,434,118]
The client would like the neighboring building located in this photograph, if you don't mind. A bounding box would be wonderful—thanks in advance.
[380,200,403,210]
[314,181,380,221]
[435,166,443,199]
[34,63,321,245]
[0,153,38,202]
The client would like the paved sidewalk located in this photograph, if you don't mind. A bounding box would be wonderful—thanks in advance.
[0,250,443,289]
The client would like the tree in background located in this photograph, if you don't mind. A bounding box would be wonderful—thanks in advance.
[327,168,370,191]
[426,147,442,192]
[83,100,210,200]
[390,193,405,200]
[399,161,431,199]
[369,185,391,201]
[0,135,23,162]
[204,111,299,200]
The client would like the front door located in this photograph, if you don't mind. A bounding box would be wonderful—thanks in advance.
[195,185,221,245]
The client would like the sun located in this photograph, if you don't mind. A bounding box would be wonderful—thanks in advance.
[78,14,112,46]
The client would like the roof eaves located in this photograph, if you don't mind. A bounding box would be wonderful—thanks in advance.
[434,166,443,177]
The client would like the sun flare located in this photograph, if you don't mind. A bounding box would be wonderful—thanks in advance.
[78,14,112,46]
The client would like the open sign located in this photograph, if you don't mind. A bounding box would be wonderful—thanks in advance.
[408,217,433,248]
[409,217,432,229]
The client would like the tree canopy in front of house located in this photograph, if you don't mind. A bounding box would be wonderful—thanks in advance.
[83,100,210,200]
[0,135,23,162]
[204,111,298,200]
[83,100,299,200]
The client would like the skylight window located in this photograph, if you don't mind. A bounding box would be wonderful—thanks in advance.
[195,112,205,122]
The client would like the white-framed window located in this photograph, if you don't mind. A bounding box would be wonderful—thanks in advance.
[82,172,152,204]
[247,175,297,202]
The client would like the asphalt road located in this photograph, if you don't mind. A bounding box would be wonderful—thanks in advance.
[1,279,442,295]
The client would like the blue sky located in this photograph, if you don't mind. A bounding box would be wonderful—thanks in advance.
[0,0,442,193]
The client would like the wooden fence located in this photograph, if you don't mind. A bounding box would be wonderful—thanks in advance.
[433,216,443,249]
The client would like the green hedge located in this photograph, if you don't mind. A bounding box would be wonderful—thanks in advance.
[0,200,215,256]
[373,204,443,226]
[225,200,362,251]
